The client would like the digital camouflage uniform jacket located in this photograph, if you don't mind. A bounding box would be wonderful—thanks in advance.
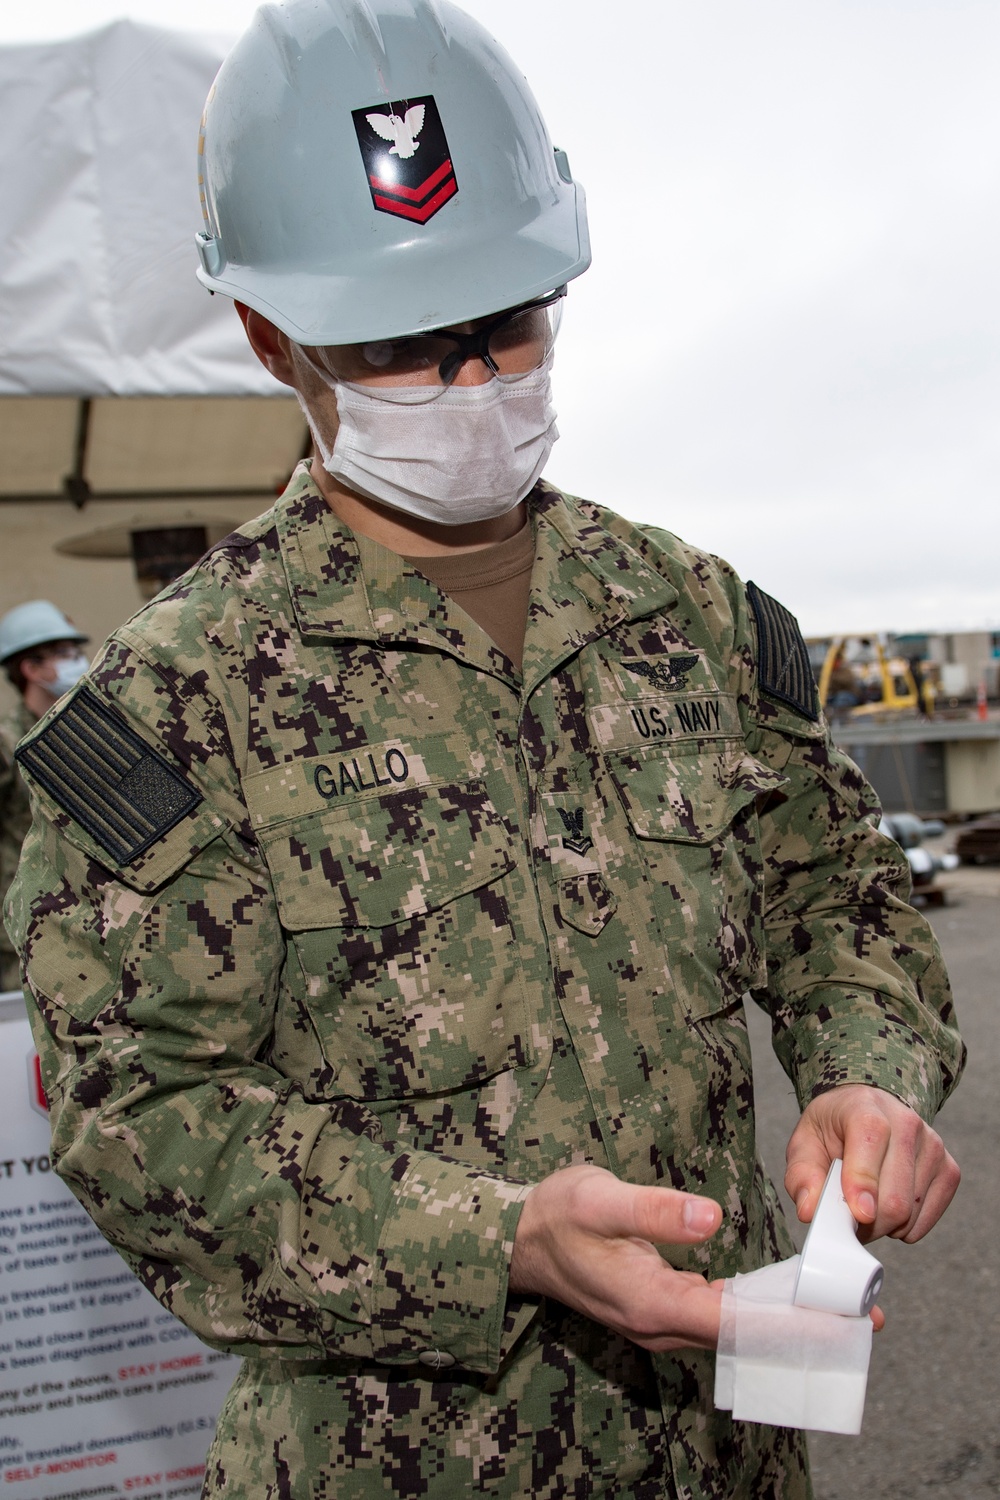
[0,699,35,991]
[8,471,963,1500]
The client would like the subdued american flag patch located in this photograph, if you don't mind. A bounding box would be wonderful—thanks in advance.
[747,581,819,722]
[16,685,202,865]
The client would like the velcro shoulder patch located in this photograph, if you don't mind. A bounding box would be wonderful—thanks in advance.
[16,685,202,866]
[747,581,819,721]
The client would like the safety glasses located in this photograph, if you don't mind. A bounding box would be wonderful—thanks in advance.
[306,287,566,403]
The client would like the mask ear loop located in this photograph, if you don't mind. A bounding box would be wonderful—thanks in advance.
[285,342,342,470]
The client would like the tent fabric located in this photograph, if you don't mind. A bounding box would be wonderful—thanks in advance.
[0,21,284,398]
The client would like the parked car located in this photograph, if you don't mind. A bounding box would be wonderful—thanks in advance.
[879,813,959,902]
[955,813,1000,865]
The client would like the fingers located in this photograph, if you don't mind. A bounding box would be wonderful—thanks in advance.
[830,1096,959,1240]
[784,1126,838,1226]
[786,1085,961,1243]
[575,1249,725,1353]
[627,1269,723,1353]
[893,1137,960,1243]
[509,1166,724,1350]
[553,1165,721,1247]
[784,1095,856,1223]
[838,1101,896,1231]
[510,1167,721,1284]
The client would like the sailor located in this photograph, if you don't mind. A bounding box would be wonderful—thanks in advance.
[7,2,962,1495]
[0,599,88,990]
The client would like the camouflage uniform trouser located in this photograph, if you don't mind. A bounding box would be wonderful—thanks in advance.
[206,1304,812,1499]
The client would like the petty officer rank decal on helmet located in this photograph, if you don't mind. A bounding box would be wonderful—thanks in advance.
[352,95,458,223]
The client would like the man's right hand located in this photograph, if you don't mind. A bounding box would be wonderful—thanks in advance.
[508,1164,724,1352]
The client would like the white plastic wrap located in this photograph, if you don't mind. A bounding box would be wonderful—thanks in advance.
[714,1256,874,1435]
[0,21,283,397]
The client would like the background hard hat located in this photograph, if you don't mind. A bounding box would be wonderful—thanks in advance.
[0,601,89,664]
[195,0,591,345]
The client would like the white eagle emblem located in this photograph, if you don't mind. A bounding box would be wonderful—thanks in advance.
[365,104,426,160]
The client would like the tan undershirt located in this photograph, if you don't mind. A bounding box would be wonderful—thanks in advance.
[403,517,535,672]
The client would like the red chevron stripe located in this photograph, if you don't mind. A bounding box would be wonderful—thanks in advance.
[369,157,454,204]
[373,175,457,223]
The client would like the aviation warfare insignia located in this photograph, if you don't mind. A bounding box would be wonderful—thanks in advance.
[623,654,700,693]
[558,807,594,857]
[352,95,458,224]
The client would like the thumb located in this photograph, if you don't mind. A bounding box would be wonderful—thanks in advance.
[627,1184,722,1245]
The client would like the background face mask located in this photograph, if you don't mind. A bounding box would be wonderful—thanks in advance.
[293,350,558,525]
[49,654,89,698]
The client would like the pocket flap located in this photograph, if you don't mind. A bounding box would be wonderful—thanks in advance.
[557,873,618,936]
[259,781,515,931]
[606,745,787,843]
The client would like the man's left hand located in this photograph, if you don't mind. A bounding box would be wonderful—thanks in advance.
[785,1085,960,1243]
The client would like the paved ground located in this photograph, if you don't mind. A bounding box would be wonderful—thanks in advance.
[746,856,1000,1499]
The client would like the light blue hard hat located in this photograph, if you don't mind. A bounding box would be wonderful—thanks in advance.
[195,0,591,345]
[0,601,88,664]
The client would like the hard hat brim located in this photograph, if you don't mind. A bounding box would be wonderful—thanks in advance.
[0,614,88,664]
[198,185,590,347]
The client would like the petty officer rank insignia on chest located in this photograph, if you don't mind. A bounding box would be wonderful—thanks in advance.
[352,95,459,223]
[557,807,594,857]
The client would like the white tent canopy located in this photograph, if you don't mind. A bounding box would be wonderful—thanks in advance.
[0,19,282,398]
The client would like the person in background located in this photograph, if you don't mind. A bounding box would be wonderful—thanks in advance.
[0,600,89,990]
[7,3,963,1497]
[826,649,863,716]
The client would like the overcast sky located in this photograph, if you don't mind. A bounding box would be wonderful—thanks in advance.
[2,0,998,639]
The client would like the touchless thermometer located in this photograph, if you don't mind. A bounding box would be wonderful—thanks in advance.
[792,1159,884,1318]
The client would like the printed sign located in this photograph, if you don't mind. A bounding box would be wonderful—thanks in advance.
[0,1001,239,1500]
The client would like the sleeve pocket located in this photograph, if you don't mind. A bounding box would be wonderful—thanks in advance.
[605,743,787,842]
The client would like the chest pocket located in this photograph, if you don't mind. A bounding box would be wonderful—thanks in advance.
[604,741,787,1020]
[258,779,533,1101]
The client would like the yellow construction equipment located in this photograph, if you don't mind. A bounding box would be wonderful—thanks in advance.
[812,636,934,718]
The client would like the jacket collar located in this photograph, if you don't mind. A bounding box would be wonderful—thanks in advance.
[275,466,679,686]
[520,483,678,695]
[275,467,378,642]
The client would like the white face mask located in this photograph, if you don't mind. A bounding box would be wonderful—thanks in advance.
[49,653,89,698]
[292,350,558,526]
